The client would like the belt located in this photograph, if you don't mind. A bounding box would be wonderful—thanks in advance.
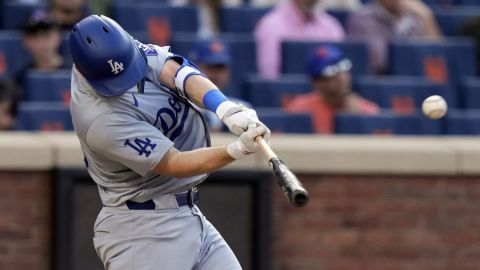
[126,187,199,210]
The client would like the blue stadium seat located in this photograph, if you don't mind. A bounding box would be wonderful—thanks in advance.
[460,77,480,109]
[445,109,480,135]
[354,76,457,111]
[281,40,369,78]
[15,102,73,131]
[334,112,443,135]
[388,39,476,85]
[23,70,71,103]
[434,7,480,36]
[256,108,313,134]
[1,1,46,30]
[171,33,256,98]
[111,2,198,32]
[243,74,310,107]
[0,31,30,79]
[219,6,270,33]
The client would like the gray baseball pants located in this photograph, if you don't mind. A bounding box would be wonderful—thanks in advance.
[93,195,242,270]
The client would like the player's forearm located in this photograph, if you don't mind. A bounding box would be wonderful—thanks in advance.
[184,75,219,108]
[153,146,234,178]
[159,59,223,109]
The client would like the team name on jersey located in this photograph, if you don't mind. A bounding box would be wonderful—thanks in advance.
[154,97,190,141]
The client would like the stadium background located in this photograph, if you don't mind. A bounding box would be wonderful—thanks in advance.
[1,0,480,269]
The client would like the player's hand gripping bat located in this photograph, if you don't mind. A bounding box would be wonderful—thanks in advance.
[255,136,310,207]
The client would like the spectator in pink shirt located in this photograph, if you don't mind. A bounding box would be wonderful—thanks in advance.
[254,0,345,79]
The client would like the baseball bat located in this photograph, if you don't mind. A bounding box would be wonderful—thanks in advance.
[255,137,310,207]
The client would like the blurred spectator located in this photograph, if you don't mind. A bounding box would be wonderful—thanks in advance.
[284,45,379,134]
[49,0,89,31]
[459,17,480,76]
[16,10,68,88]
[0,81,20,131]
[254,0,345,79]
[347,0,442,74]
[189,39,252,131]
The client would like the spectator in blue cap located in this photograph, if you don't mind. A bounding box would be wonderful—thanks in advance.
[189,39,251,131]
[285,45,379,133]
[16,10,69,88]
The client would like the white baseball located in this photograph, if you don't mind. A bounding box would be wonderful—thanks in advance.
[422,95,448,119]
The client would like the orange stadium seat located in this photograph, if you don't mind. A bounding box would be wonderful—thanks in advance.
[388,39,476,85]
[15,102,73,131]
[23,70,71,105]
[354,76,457,113]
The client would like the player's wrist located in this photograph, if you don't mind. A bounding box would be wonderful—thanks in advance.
[203,89,230,113]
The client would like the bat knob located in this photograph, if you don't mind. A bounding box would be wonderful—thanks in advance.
[292,191,309,208]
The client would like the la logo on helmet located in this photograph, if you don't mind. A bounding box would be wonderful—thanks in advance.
[107,59,124,74]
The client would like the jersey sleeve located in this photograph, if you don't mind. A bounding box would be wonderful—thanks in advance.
[137,42,173,87]
[85,112,174,176]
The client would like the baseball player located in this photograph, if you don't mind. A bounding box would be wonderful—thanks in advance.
[68,15,270,270]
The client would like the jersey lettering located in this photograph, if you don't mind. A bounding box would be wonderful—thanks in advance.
[107,59,124,74]
[124,138,157,157]
[153,97,189,141]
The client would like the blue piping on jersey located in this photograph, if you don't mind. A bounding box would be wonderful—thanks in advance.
[131,93,139,107]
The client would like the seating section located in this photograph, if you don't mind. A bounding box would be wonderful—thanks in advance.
[281,40,369,78]
[460,77,480,109]
[434,6,480,36]
[111,2,198,33]
[256,108,313,134]
[1,1,46,30]
[0,1,479,134]
[388,39,476,85]
[355,76,456,112]
[335,112,443,135]
[171,34,256,98]
[0,31,29,79]
[243,75,310,107]
[445,109,480,135]
[219,7,270,33]
[23,70,71,104]
[15,102,73,131]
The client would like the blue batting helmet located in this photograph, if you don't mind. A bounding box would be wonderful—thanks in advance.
[69,15,147,96]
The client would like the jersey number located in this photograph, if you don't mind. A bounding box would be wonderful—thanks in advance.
[124,138,157,157]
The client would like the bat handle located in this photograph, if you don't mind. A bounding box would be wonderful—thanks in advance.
[255,136,276,160]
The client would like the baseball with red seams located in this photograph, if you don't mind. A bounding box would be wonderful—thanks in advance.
[422,95,448,119]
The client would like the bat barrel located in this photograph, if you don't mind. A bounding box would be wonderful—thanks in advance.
[270,158,310,207]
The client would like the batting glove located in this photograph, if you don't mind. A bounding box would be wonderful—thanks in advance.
[217,102,271,141]
[227,124,268,160]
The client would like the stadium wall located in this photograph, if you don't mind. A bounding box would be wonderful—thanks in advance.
[0,133,479,270]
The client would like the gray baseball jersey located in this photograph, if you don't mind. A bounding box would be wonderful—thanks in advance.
[70,43,209,207]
